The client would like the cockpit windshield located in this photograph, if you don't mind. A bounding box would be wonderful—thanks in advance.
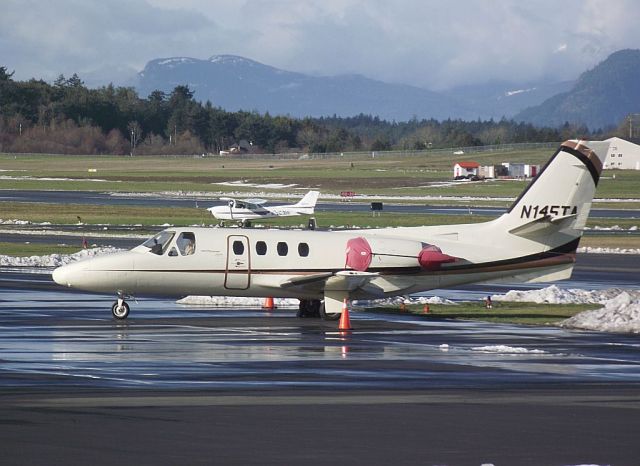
[142,231,175,255]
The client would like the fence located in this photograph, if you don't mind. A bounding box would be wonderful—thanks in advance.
[3,141,561,160]
[213,141,561,161]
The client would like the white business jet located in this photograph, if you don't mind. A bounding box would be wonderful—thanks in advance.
[53,140,609,321]
[207,190,319,225]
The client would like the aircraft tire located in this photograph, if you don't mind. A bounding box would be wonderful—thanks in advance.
[319,302,340,321]
[111,301,130,320]
[309,300,321,318]
[297,299,309,318]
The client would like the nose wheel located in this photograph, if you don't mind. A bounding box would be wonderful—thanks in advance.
[111,297,130,320]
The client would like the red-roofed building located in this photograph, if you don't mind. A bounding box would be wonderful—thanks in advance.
[453,161,480,178]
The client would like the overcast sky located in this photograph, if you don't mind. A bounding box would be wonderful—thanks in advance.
[2,0,639,89]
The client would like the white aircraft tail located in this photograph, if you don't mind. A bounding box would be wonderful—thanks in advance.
[292,190,320,214]
[493,140,609,253]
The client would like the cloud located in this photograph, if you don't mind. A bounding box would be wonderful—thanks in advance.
[0,0,221,82]
[2,0,640,89]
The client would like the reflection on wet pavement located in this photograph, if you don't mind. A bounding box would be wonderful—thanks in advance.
[2,272,640,391]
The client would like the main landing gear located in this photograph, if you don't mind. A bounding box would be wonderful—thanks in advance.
[111,296,130,320]
[297,299,341,321]
[297,299,321,318]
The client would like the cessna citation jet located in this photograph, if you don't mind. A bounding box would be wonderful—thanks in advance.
[53,140,609,321]
[207,190,319,225]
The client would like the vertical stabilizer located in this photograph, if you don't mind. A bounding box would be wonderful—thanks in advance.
[498,140,609,250]
[292,190,320,214]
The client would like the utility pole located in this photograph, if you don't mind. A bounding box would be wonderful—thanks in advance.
[628,114,640,139]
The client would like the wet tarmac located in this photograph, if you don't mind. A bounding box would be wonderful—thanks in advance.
[1,270,640,464]
[0,269,639,390]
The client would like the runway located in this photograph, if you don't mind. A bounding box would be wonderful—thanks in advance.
[2,188,638,218]
[1,270,639,465]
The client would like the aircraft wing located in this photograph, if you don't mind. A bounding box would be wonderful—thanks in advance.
[244,198,267,205]
[218,196,267,205]
[275,270,384,296]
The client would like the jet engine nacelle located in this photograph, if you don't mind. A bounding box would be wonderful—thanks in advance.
[345,236,456,272]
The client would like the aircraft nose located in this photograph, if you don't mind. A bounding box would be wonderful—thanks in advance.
[52,262,81,287]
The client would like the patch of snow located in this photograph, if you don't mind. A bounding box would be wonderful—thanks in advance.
[578,246,640,255]
[493,285,640,334]
[0,247,121,268]
[492,285,640,305]
[214,181,299,189]
[156,57,196,67]
[209,55,253,66]
[560,292,640,334]
[0,175,117,182]
[176,296,298,307]
[472,345,546,354]
[0,227,148,239]
[353,295,457,307]
[505,87,536,97]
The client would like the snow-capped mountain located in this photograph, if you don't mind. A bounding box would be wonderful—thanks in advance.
[135,54,572,122]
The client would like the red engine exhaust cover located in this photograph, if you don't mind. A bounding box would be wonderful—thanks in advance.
[418,245,456,269]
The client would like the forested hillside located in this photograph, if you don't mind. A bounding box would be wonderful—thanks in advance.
[516,49,640,130]
[0,67,611,155]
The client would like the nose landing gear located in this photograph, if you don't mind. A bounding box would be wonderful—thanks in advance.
[111,296,130,320]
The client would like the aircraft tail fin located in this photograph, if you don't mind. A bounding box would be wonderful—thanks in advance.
[497,140,609,250]
[293,190,320,213]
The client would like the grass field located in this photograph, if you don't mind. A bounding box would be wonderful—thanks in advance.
[368,301,598,325]
[1,147,638,255]
[2,147,639,199]
[1,200,638,232]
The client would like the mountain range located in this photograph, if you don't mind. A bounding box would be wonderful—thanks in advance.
[515,49,640,130]
[134,49,640,129]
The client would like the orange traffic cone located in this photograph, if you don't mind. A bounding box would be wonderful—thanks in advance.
[262,296,276,310]
[339,298,352,331]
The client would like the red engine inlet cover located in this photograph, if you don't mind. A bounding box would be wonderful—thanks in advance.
[345,237,372,271]
[418,245,456,270]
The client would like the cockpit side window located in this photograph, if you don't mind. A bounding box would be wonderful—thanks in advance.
[142,231,175,255]
[176,232,196,256]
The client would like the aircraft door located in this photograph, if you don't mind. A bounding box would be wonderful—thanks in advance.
[224,235,251,289]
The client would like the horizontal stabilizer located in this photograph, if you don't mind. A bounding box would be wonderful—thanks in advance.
[508,214,577,239]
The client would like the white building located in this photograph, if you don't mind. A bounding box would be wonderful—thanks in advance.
[603,137,640,170]
[479,165,495,179]
[500,162,539,178]
[453,161,479,178]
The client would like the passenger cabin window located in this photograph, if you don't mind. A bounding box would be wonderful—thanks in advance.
[256,241,267,255]
[176,232,196,256]
[233,240,245,255]
[142,231,175,255]
[298,242,309,257]
[277,242,288,256]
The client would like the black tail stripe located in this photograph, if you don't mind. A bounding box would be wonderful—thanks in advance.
[562,146,600,186]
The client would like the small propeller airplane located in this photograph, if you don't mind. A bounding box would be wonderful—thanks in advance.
[207,190,320,225]
[53,140,609,321]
